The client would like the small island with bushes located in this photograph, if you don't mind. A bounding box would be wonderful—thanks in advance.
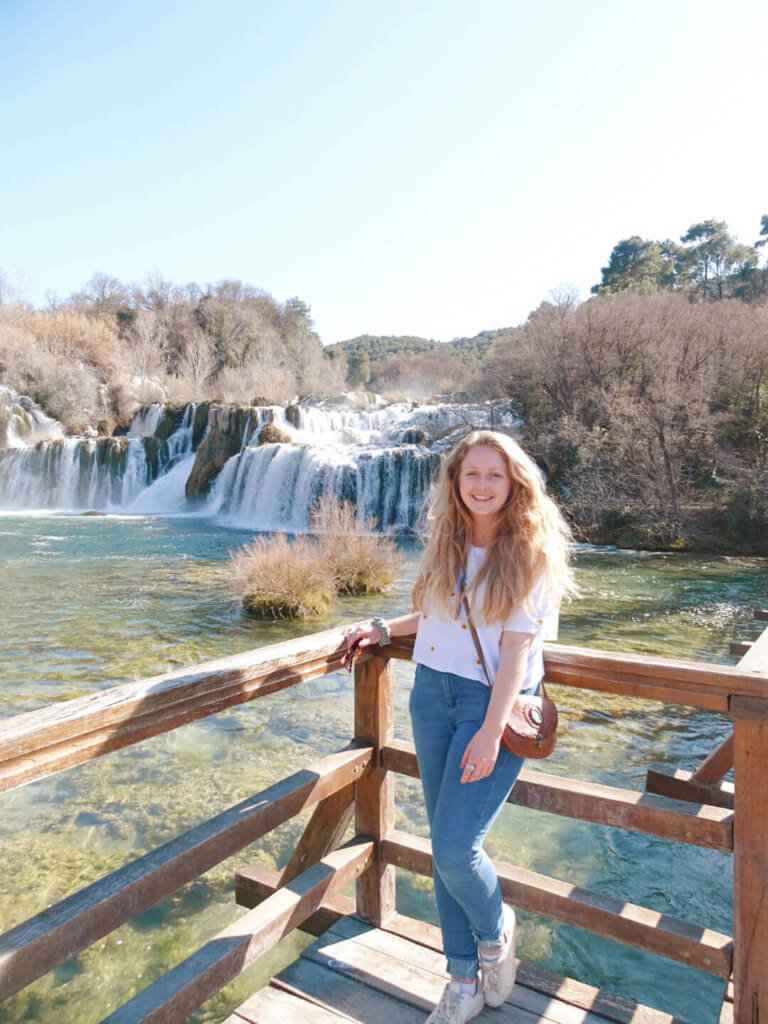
[229,497,402,619]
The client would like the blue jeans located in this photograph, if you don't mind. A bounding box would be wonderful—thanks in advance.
[409,663,525,979]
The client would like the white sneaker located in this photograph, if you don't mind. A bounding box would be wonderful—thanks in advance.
[426,980,484,1023]
[479,904,517,1007]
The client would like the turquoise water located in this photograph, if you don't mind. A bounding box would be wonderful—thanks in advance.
[0,513,765,1023]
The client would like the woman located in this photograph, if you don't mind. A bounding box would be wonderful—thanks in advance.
[344,430,573,1024]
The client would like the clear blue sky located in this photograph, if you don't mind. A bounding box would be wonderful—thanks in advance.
[2,0,766,344]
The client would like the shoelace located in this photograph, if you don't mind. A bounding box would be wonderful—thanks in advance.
[480,940,508,988]
[432,986,462,1023]
[481,956,503,988]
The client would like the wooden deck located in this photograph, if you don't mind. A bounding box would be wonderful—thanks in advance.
[226,914,690,1024]
[2,619,765,1022]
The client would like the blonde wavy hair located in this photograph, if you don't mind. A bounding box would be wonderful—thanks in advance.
[412,430,575,622]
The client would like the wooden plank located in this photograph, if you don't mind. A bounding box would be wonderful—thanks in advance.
[322,916,606,1024]
[732,694,768,1023]
[382,741,733,850]
[100,839,374,1024]
[391,636,768,707]
[302,925,551,1023]
[275,956,426,1023]
[717,976,734,1024]
[353,655,396,926]
[225,980,357,1023]
[235,863,353,934]
[382,830,733,978]
[382,914,687,1024]
[688,627,767,790]
[737,624,768,672]
[718,998,734,1024]
[0,624,372,793]
[645,769,734,810]
[540,643,767,707]
[0,744,372,1000]
[729,642,752,657]
[690,734,734,785]
[279,784,354,884]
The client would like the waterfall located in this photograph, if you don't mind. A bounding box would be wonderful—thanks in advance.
[0,387,64,449]
[0,398,519,529]
[0,404,198,513]
[128,404,165,437]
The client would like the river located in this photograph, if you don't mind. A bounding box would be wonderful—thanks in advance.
[0,513,765,1023]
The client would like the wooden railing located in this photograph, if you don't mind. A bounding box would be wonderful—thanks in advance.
[0,622,767,1023]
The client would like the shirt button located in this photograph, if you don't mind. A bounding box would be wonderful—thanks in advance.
[423,613,428,619]
[461,623,467,630]
[430,645,435,651]
[476,658,482,665]
[450,591,455,597]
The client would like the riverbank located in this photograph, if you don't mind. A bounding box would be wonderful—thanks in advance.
[577,501,768,557]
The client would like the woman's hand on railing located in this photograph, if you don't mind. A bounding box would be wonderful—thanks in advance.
[341,623,382,671]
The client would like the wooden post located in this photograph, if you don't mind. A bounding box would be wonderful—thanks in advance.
[279,784,355,885]
[354,653,396,926]
[691,734,734,784]
[732,694,768,1023]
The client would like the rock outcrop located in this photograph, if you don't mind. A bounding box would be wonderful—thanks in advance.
[185,405,257,498]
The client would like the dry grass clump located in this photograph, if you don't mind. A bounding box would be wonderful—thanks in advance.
[229,534,334,620]
[312,495,402,596]
[229,497,401,619]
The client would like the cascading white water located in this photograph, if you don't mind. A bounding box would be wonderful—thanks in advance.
[0,398,519,529]
[0,404,199,512]
[128,404,165,438]
[0,386,64,449]
[0,438,151,510]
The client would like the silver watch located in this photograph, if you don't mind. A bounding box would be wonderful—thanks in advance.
[371,616,392,646]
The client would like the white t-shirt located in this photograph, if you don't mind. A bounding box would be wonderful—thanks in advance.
[412,546,559,695]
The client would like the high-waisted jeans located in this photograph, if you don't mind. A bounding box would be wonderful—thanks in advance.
[409,663,525,979]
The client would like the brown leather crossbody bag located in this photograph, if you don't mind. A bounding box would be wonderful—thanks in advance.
[462,595,558,759]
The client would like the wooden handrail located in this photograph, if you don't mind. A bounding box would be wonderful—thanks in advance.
[0,744,372,1000]
[0,626,366,793]
[391,636,768,707]
[381,739,734,850]
[2,629,766,796]
[101,838,374,1024]
[382,829,732,978]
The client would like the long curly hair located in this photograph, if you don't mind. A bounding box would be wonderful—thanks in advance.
[412,430,575,622]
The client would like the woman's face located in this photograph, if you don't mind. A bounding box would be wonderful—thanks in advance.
[458,444,512,525]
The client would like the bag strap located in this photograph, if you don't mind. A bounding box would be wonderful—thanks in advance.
[462,595,493,688]
[462,594,549,700]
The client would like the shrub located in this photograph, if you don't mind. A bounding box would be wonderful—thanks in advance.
[229,534,334,619]
[312,495,402,596]
[259,422,292,444]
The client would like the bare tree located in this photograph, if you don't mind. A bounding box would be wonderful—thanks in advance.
[126,311,170,384]
[177,327,218,397]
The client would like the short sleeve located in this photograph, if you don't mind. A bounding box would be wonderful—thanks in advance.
[502,575,559,641]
